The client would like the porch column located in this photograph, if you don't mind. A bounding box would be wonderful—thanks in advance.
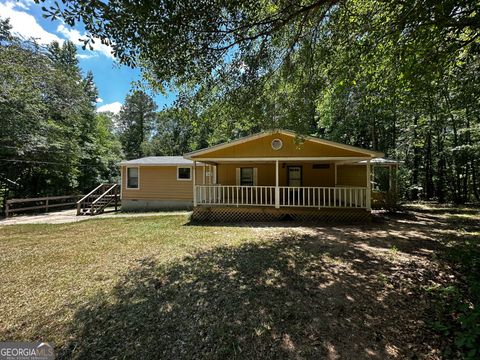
[275,160,280,208]
[366,160,371,211]
[193,161,197,207]
[334,163,338,185]
[372,165,376,190]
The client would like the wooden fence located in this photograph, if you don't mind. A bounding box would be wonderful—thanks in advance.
[5,195,83,217]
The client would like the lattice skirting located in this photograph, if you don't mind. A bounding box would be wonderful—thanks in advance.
[191,206,371,223]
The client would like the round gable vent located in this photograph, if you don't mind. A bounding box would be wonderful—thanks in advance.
[271,138,283,150]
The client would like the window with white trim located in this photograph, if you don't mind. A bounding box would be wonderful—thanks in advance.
[177,166,192,180]
[126,167,139,189]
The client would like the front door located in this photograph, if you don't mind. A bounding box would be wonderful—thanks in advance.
[288,166,302,186]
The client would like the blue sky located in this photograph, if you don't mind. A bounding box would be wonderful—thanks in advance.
[0,0,176,113]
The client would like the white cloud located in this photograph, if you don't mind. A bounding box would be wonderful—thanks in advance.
[96,97,103,103]
[76,53,98,60]
[57,24,114,59]
[12,0,35,10]
[97,102,122,114]
[14,1,28,10]
[0,1,63,44]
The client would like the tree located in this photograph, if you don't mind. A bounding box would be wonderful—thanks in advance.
[0,19,122,209]
[118,90,157,159]
[47,40,80,75]
[40,0,479,87]
[37,1,480,202]
[143,107,194,156]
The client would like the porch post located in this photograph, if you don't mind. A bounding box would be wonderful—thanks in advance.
[334,163,338,185]
[366,160,371,211]
[372,165,376,190]
[275,160,280,208]
[193,161,197,207]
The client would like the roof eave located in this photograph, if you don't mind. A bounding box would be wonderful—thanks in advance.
[185,129,384,159]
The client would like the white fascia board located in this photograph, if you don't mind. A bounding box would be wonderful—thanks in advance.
[190,157,372,163]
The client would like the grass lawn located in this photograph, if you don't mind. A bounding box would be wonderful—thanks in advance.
[0,206,479,359]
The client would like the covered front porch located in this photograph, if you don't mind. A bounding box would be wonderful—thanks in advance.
[184,130,390,220]
[191,159,372,210]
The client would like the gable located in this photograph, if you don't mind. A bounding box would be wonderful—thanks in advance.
[188,132,376,159]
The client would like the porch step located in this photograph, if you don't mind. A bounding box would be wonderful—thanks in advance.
[76,184,119,216]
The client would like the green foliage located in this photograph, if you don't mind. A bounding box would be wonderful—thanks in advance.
[38,1,480,202]
[117,90,157,159]
[429,231,480,359]
[144,107,194,156]
[0,19,122,205]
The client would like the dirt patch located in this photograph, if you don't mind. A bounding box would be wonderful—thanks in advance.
[0,209,191,225]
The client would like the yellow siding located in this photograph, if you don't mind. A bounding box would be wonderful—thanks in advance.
[217,162,336,187]
[190,133,368,159]
[121,165,204,200]
[217,163,276,186]
[121,163,366,201]
[337,165,367,187]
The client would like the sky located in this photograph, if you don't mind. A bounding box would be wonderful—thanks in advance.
[0,0,176,114]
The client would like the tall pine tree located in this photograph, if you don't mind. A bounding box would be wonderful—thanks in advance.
[118,90,157,159]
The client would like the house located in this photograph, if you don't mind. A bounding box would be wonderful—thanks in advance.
[120,156,206,211]
[120,130,396,221]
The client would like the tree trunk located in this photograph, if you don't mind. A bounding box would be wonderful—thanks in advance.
[436,128,446,203]
[425,124,434,200]
[411,115,420,200]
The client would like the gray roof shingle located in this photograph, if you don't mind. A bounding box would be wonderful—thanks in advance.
[120,156,196,166]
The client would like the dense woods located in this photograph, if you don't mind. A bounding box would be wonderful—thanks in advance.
[0,19,122,205]
[2,1,480,206]
[40,0,479,204]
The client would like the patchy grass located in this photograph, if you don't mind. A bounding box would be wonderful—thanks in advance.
[0,216,260,344]
[0,207,478,359]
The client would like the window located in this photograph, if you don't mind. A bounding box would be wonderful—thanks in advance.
[126,167,139,189]
[240,168,254,186]
[288,166,302,186]
[177,166,192,180]
[271,138,283,150]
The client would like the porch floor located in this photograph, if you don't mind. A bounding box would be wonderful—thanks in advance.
[191,206,371,223]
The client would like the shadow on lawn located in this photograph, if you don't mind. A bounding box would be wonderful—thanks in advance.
[56,212,464,360]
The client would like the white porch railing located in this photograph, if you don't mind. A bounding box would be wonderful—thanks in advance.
[278,186,367,208]
[195,185,367,208]
[196,185,276,206]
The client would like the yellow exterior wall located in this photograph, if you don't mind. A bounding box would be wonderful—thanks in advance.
[217,163,276,186]
[217,162,336,187]
[121,165,204,200]
[337,165,367,187]
[190,133,368,159]
[121,163,367,201]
